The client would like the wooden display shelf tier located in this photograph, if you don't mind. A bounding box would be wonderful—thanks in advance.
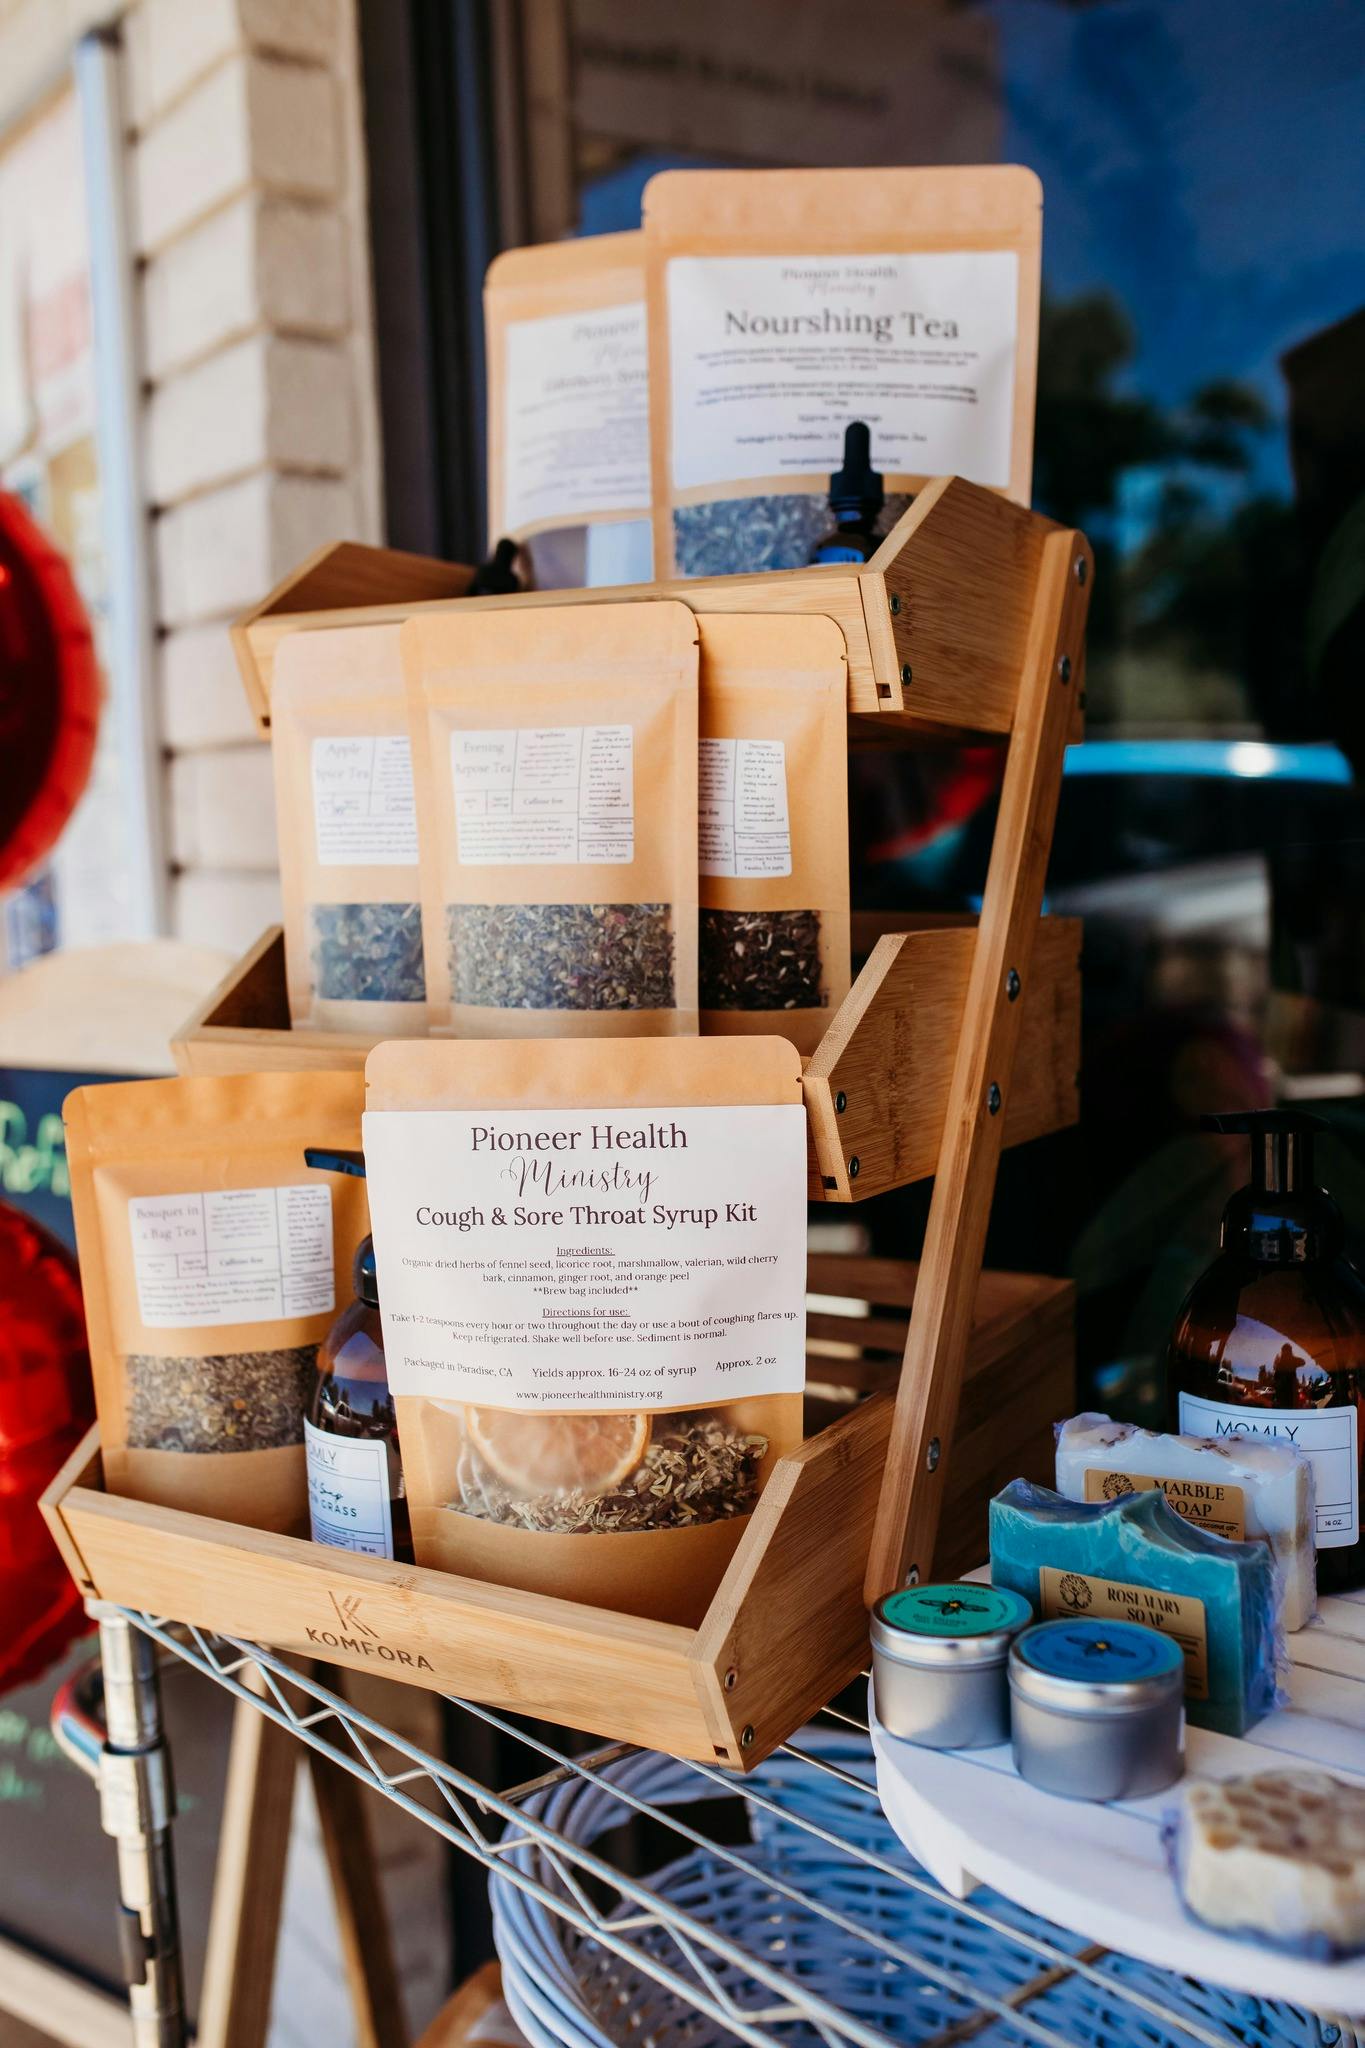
[171,916,1080,1206]
[42,1259,1072,1769]
[231,477,1081,744]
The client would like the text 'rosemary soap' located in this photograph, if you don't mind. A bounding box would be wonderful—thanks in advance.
[1176,1770,1365,1956]
[989,1479,1281,1737]
[1055,1412,1316,1631]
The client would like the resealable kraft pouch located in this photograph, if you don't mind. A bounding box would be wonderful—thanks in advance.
[485,232,652,590]
[404,600,699,1037]
[697,613,849,1053]
[643,165,1041,577]
[65,1071,368,1530]
[364,1034,807,1625]
[273,624,432,1035]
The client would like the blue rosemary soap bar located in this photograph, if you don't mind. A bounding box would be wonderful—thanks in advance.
[989,1479,1280,1737]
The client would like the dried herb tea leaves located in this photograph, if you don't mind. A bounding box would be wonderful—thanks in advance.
[673,492,911,578]
[125,1346,316,1453]
[454,1414,768,1533]
[310,901,425,1003]
[448,902,675,1011]
[700,908,824,1011]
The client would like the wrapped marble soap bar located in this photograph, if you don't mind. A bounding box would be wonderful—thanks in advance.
[989,1480,1282,1737]
[1174,1770,1365,1956]
[1055,1412,1316,1632]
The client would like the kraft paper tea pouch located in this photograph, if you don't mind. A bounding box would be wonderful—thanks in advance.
[364,1035,808,1625]
[65,1071,368,1532]
[273,624,431,1035]
[696,613,849,1053]
[404,600,700,1038]
[643,165,1041,576]
[485,232,652,590]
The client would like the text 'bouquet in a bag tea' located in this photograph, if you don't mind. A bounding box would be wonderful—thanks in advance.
[363,1037,807,1623]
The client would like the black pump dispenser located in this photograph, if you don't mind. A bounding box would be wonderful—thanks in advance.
[809,422,885,565]
[305,1146,378,1305]
[1202,1109,1339,1265]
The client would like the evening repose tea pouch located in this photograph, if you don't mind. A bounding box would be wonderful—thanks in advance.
[272,624,431,1035]
[364,1035,807,1624]
[65,1071,368,1530]
[485,232,652,590]
[643,165,1042,576]
[696,613,849,1053]
[404,600,699,1037]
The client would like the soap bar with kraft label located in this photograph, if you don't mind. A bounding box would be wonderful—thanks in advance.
[1055,1412,1316,1633]
[989,1478,1282,1737]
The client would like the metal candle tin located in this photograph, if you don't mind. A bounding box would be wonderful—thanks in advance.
[1008,1619,1185,1802]
[871,1582,1034,1749]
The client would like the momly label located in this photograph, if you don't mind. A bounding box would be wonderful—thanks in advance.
[502,301,650,534]
[1178,1392,1358,1548]
[128,1186,334,1328]
[305,1420,394,1558]
[362,1103,808,1409]
[699,738,791,878]
[311,737,418,867]
[667,251,1018,492]
[1083,1467,1246,1542]
[451,726,634,866]
[1039,1566,1209,1700]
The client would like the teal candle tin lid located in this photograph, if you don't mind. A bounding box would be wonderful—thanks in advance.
[871,1583,1033,1670]
[1010,1619,1185,1716]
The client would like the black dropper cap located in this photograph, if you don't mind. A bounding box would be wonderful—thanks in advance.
[828,422,884,522]
[304,1147,378,1307]
[467,536,522,596]
[1203,1109,1339,1263]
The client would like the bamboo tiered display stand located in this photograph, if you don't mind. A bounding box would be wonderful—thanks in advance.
[45,478,1092,1770]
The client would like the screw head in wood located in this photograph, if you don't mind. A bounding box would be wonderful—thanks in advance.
[848,1154,860,1179]
[906,1566,920,1586]
[926,1437,941,1473]
[740,1724,755,1748]
[1057,654,1072,684]
[889,592,902,615]
[835,1090,847,1114]
[1005,968,1021,1002]
[986,1082,1002,1115]
[723,1667,738,1691]
[1074,556,1088,585]
[900,663,913,686]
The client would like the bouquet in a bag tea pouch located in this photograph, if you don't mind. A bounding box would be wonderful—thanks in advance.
[404,600,699,1037]
[364,1037,807,1624]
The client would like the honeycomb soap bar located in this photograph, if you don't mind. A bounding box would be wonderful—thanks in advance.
[989,1479,1281,1737]
[1176,1770,1365,1956]
[1055,1412,1316,1632]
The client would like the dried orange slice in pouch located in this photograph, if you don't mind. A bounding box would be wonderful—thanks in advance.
[466,1406,650,1497]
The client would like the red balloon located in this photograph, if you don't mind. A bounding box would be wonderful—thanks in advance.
[0,491,100,891]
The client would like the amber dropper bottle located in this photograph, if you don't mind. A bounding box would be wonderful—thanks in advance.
[303,1146,411,1563]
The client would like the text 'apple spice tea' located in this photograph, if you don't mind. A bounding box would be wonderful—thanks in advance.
[455,1411,769,1533]
[124,1347,318,1453]
[447,902,675,1011]
[311,902,426,1003]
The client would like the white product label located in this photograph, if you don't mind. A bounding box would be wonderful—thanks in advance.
[1179,1391,1359,1547]
[503,302,650,533]
[311,736,418,867]
[450,725,634,866]
[362,1104,808,1409]
[305,1418,395,1557]
[667,251,1018,491]
[128,1185,334,1329]
[699,738,791,878]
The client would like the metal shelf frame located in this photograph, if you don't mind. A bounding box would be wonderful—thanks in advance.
[84,1606,1353,2048]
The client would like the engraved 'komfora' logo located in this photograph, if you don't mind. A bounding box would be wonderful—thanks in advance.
[306,1591,434,1671]
[1058,1573,1092,1612]
[328,1590,377,1638]
[1102,1473,1135,1501]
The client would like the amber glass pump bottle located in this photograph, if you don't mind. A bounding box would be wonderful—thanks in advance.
[1169,1109,1365,1592]
[302,1147,411,1563]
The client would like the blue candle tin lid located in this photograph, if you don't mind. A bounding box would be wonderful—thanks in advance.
[1010,1619,1185,1716]
[872,1583,1033,1670]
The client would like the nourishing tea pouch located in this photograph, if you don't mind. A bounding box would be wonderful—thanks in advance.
[273,624,430,1035]
[364,1035,807,1624]
[643,165,1041,576]
[65,1071,367,1530]
[404,600,699,1037]
[697,613,849,1052]
[485,232,652,590]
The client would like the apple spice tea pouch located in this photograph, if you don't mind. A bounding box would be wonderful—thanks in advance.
[65,1071,368,1531]
[485,232,652,591]
[643,165,1041,577]
[272,624,431,1035]
[697,613,850,1054]
[404,600,700,1038]
[363,1035,808,1625]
